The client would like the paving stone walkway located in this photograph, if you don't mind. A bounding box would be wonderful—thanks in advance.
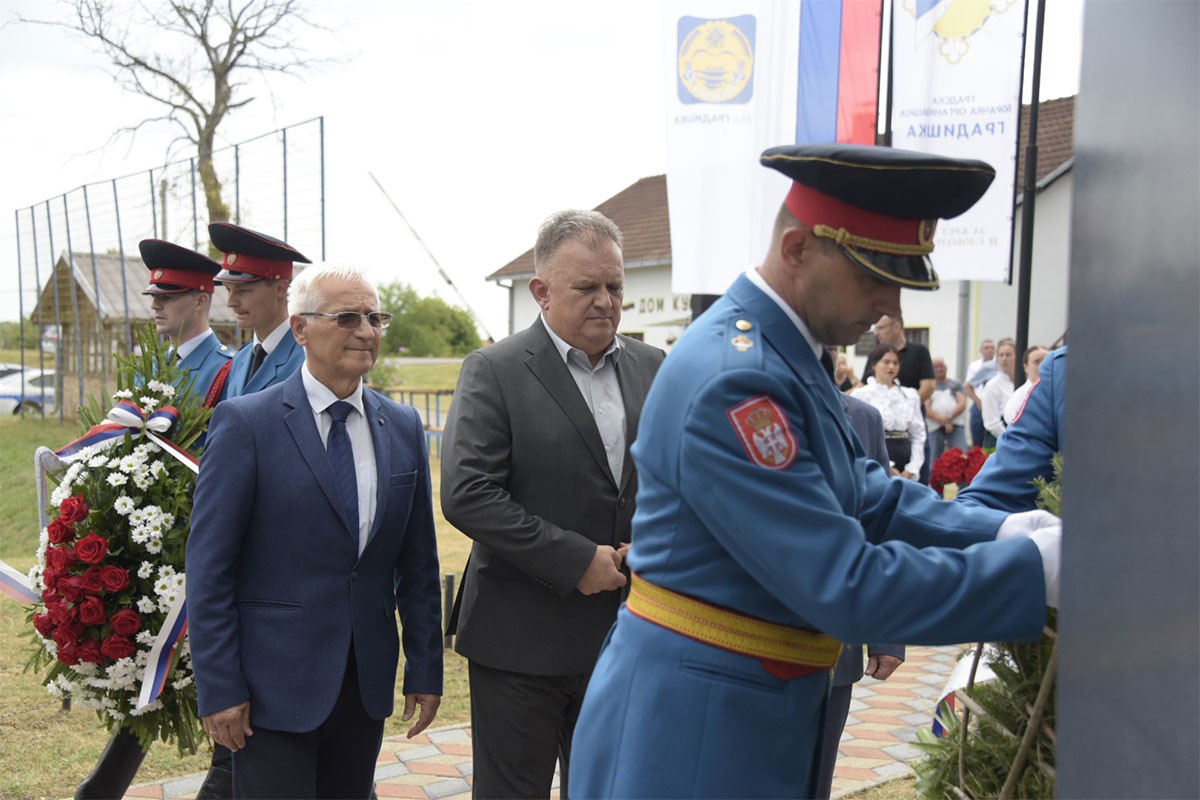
[117,644,966,800]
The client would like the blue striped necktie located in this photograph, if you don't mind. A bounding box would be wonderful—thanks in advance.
[325,401,359,536]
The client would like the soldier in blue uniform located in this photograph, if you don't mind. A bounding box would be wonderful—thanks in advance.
[140,239,233,400]
[211,222,310,399]
[569,144,1063,799]
[956,346,1067,513]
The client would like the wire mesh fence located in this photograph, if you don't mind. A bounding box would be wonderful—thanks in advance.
[8,118,325,421]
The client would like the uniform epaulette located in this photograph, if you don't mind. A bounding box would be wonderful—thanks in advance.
[721,315,765,372]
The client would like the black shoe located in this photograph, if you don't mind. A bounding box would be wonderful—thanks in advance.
[75,728,149,800]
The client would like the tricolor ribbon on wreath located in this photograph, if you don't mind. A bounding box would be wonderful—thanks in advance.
[0,400,201,709]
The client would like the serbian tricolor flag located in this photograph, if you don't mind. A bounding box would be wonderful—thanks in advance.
[665,1,883,295]
[795,0,883,146]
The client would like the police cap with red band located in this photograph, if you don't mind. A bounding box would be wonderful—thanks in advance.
[760,143,996,290]
[209,222,312,284]
[139,240,221,295]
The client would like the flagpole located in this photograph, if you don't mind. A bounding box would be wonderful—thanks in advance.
[880,0,895,146]
[1014,0,1046,386]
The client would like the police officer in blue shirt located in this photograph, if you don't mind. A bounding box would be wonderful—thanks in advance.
[956,346,1067,513]
[211,222,310,400]
[140,239,233,401]
[569,144,1064,799]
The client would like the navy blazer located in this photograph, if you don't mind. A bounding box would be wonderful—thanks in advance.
[186,370,442,732]
[836,394,905,686]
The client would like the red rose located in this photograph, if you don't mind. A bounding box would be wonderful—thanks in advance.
[76,638,105,664]
[47,518,76,544]
[75,533,109,564]
[80,566,105,595]
[44,545,78,573]
[100,634,137,661]
[45,598,71,627]
[42,588,63,605]
[109,609,141,636]
[59,495,90,523]
[52,628,79,665]
[78,596,107,626]
[32,611,55,637]
[99,565,130,593]
[42,567,66,590]
[57,575,85,602]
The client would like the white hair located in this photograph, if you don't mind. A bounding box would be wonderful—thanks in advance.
[287,264,378,317]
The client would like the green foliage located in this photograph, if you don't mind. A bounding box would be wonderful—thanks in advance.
[914,456,1063,799]
[0,319,39,350]
[378,282,481,357]
[25,324,208,754]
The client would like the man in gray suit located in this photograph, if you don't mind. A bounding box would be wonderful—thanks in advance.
[813,388,906,799]
[441,209,664,798]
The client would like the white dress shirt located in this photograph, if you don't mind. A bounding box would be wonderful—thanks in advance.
[301,364,378,555]
[254,318,291,355]
[541,316,627,485]
[175,328,214,361]
[980,373,1015,439]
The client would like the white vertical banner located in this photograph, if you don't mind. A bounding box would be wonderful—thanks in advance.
[890,0,1028,282]
[665,1,800,296]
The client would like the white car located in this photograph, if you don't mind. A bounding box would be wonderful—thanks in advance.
[0,367,57,415]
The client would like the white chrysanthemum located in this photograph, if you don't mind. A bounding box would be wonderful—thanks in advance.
[147,379,168,394]
[132,470,153,491]
[118,455,141,473]
[149,460,168,479]
[107,709,127,722]
[106,472,128,487]
[129,699,163,716]
[108,658,138,683]
[27,563,44,587]
[139,396,159,411]
[87,453,110,468]
[74,661,99,677]
[135,630,156,646]
[157,565,177,580]
[142,441,162,455]
[65,462,85,482]
[137,561,154,579]
[145,538,163,554]
[136,596,157,613]
[158,512,175,530]
[130,527,150,545]
[171,674,193,690]
[153,577,172,596]
[113,389,133,400]
[115,496,136,516]
[49,484,68,506]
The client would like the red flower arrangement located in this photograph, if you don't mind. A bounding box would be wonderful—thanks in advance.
[930,446,991,498]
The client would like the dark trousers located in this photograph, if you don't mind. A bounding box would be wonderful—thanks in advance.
[813,684,854,800]
[75,728,148,799]
[969,404,985,447]
[196,743,233,799]
[468,660,589,799]
[231,650,384,799]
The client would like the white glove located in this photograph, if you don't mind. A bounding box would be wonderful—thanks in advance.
[997,511,1061,608]
[995,509,1060,541]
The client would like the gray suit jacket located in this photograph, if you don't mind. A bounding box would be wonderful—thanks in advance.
[835,394,906,686]
[441,320,664,675]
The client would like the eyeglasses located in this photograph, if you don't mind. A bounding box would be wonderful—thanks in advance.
[299,311,393,329]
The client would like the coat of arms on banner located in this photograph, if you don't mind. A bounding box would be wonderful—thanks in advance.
[727,395,798,469]
[905,0,1021,65]
[677,16,755,104]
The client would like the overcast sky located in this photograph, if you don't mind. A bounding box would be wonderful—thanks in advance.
[0,0,1084,339]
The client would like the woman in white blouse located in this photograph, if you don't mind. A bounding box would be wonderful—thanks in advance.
[852,344,926,479]
[979,338,1017,447]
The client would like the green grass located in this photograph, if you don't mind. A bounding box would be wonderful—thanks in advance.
[0,406,473,799]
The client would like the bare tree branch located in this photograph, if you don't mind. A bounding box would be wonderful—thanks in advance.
[17,0,337,224]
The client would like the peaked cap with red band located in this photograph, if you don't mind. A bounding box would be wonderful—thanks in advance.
[138,240,221,295]
[760,143,996,290]
[209,222,311,285]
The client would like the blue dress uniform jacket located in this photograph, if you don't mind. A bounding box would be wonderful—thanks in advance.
[222,329,305,399]
[956,347,1066,513]
[569,274,1050,799]
[186,371,443,732]
[176,331,232,400]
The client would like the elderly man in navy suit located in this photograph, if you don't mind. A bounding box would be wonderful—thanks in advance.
[187,264,443,798]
